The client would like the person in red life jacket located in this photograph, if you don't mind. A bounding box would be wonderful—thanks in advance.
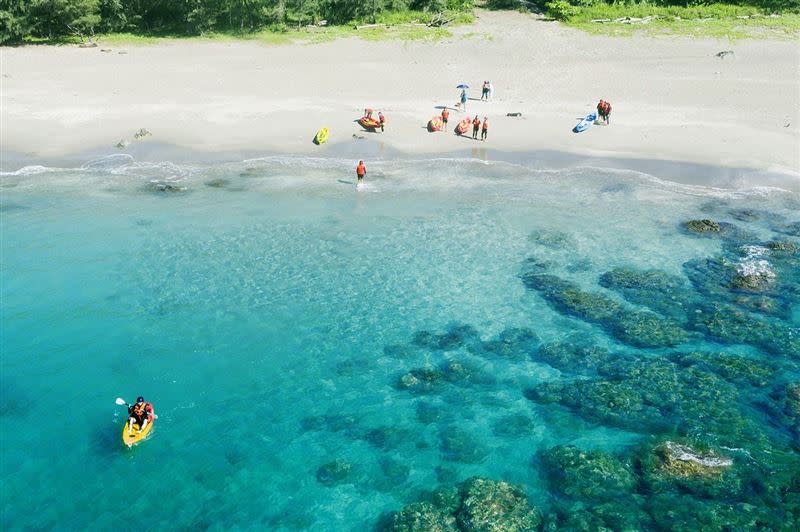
[128,396,154,435]
[364,108,374,120]
[472,115,481,139]
[597,99,612,125]
[441,108,449,128]
[481,116,489,141]
[378,111,385,132]
[356,160,366,184]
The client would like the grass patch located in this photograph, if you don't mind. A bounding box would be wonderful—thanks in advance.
[557,4,800,39]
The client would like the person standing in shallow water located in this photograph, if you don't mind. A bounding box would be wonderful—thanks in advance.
[356,160,366,184]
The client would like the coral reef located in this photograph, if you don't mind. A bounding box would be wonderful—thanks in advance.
[521,273,687,348]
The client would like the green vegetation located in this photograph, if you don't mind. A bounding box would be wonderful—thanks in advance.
[0,0,474,45]
[3,0,798,44]
[540,1,800,38]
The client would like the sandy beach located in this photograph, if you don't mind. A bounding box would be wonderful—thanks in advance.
[2,11,799,175]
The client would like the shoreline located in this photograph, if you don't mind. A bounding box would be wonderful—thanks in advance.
[4,140,799,195]
[2,11,799,180]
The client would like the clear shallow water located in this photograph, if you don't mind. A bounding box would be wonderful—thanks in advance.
[1,155,799,530]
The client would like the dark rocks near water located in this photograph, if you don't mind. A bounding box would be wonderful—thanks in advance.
[522,272,688,348]
[689,302,800,357]
[384,477,541,532]
[397,367,446,394]
[539,445,637,501]
[413,325,480,351]
[439,427,488,464]
[316,458,353,486]
[147,181,187,193]
[534,341,611,374]
[599,267,693,321]
[684,219,721,233]
[473,327,539,361]
[204,178,231,188]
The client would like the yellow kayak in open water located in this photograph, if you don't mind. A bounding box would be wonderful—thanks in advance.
[122,419,154,448]
[314,127,330,145]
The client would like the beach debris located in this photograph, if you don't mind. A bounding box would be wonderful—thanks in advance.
[118,51,128,55]
[352,134,365,140]
[715,50,735,59]
[507,112,523,117]
[115,139,130,149]
[134,128,152,140]
[100,49,112,53]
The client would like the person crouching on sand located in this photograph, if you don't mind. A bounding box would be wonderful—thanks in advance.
[356,160,366,183]
[472,115,480,139]
[597,99,612,125]
[481,117,488,141]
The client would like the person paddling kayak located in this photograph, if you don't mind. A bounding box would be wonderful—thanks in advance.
[128,396,154,435]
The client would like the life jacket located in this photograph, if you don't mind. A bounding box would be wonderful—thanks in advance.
[442,109,449,119]
[598,100,611,114]
[132,402,151,417]
[473,118,480,127]
[378,114,385,123]
[356,164,366,177]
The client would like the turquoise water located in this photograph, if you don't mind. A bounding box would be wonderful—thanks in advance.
[1,154,799,530]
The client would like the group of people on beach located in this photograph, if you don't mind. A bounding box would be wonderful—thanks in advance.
[354,83,612,184]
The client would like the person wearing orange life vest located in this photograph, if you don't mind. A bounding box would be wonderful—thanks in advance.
[597,99,612,125]
[471,115,481,140]
[356,160,366,184]
[378,112,385,132]
[128,396,154,435]
[481,117,488,141]
[441,108,449,128]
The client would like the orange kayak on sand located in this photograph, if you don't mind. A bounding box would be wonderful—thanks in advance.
[455,118,471,135]
[428,117,444,132]
[359,116,381,130]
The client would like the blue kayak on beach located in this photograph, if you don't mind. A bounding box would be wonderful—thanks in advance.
[573,112,597,133]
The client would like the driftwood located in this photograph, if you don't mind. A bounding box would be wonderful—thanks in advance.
[428,13,455,27]
[715,50,734,58]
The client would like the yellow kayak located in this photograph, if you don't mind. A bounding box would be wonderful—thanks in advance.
[314,127,330,145]
[122,419,154,448]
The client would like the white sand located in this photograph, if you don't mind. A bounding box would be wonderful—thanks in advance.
[2,11,799,175]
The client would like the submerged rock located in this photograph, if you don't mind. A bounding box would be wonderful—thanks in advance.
[493,414,537,438]
[316,458,353,486]
[670,351,775,388]
[773,221,800,237]
[385,501,457,532]
[474,327,540,361]
[147,181,186,193]
[689,302,800,357]
[413,324,480,351]
[540,445,637,501]
[598,267,693,320]
[522,273,688,348]
[528,229,574,248]
[205,178,231,188]
[534,341,611,374]
[439,427,488,464]
[397,368,445,394]
[456,477,542,532]
[684,219,720,233]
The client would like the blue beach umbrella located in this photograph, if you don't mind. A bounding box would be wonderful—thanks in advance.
[456,84,469,89]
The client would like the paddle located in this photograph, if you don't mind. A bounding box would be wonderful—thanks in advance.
[116,397,158,419]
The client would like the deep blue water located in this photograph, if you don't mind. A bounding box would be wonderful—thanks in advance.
[1,154,798,530]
